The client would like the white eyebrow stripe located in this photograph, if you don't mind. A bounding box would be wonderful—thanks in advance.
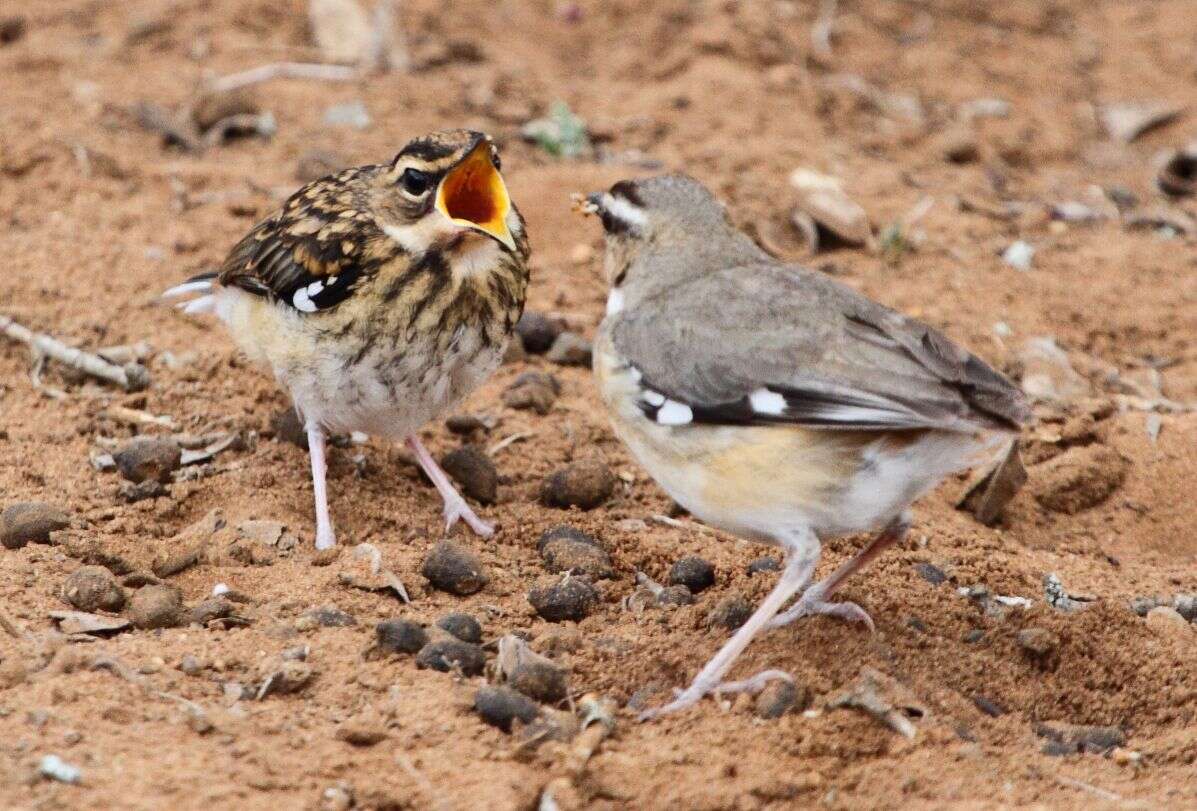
[642,390,665,407]
[602,193,647,227]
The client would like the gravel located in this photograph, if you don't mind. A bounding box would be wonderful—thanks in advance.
[421,541,489,596]
[540,459,616,510]
[528,576,599,622]
[129,585,184,629]
[537,526,615,580]
[61,566,126,612]
[668,556,715,593]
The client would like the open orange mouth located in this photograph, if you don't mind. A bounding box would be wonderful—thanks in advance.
[436,143,515,250]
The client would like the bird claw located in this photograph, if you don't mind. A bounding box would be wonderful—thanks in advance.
[443,496,494,538]
[769,595,874,632]
[314,527,336,551]
[638,669,794,721]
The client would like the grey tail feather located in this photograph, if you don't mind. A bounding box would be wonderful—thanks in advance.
[163,271,219,315]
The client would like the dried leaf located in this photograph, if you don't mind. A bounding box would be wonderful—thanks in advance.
[789,169,872,248]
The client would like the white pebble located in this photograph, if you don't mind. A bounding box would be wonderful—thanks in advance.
[1002,240,1035,271]
[40,754,82,784]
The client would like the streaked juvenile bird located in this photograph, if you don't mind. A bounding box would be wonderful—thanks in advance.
[165,130,530,549]
[583,175,1030,717]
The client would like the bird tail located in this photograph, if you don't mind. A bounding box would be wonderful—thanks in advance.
[162,271,218,315]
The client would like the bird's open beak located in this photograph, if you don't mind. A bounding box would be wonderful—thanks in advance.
[436,143,515,251]
[571,192,602,216]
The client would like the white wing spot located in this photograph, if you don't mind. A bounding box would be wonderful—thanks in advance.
[306,281,325,296]
[326,275,338,285]
[642,390,665,407]
[292,287,318,313]
[749,388,787,415]
[656,400,693,426]
[606,288,625,315]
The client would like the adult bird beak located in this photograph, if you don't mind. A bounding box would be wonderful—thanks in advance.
[435,142,516,251]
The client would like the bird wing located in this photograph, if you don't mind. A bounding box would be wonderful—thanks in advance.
[608,263,1031,432]
[217,168,398,313]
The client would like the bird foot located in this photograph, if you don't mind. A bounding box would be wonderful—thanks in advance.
[443,495,494,538]
[314,529,337,551]
[768,592,874,632]
[638,669,794,721]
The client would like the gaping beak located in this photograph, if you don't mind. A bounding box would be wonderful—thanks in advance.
[571,191,602,216]
[435,142,516,251]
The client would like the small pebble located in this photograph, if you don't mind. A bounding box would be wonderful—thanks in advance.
[508,657,568,704]
[129,585,184,630]
[706,594,752,630]
[1016,627,1060,668]
[415,639,486,676]
[1145,605,1190,633]
[657,584,695,606]
[755,679,803,719]
[963,629,985,644]
[502,372,560,415]
[514,312,563,354]
[61,566,126,612]
[1035,721,1125,754]
[436,613,482,644]
[546,332,593,366]
[1171,594,1197,622]
[335,721,387,747]
[972,696,1006,717]
[445,414,488,435]
[113,437,182,484]
[270,407,308,449]
[188,597,232,625]
[305,606,357,628]
[475,686,541,732]
[439,447,498,505]
[914,562,948,586]
[540,459,616,510]
[178,655,204,676]
[1,502,71,549]
[420,541,489,596]
[119,480,167,503]
[528,576,598,622]
[746,556,781,575]
[537,526,615,580]
[39,754,81,784]
[669,556,715,593]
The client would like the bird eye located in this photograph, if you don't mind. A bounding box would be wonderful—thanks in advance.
[491,151,501,171]
[400,168,431,197]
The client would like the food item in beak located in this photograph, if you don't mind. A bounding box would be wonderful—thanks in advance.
[436,144,515,250]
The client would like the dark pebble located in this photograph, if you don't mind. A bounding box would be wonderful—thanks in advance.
[129,585,184,629]
[306,606,357,627]
[269,407,308,449]
[669,556,715,593]
[514,312,563,354]
[421,541,489,596]
[1,502,71,549]
[537,526,614,580]
[906,617,928,633]
[963,629,985,644]
[914,562,948,586]
[1129,595,1163,617]
[445,414,489,435]
[62,566,126,612]
[436,613,482,644]
[415,639,486,676]
[706,594,752,630]
[1172,594,1197,622]
[439,447,497,505]
[545,332,593,366]
[114,437,182,484]
[189,597,233,625]
[1035,721,1125,754]
[746,556,781,575]
[509,658,568,704]
[528,576,598,622]
[755,679,802,719]
[502,372,560,415]
[474,686,541,732]
[657,584,695,606]
[540,459,615,510]
[972,696,1006,717]
[376,619,428,654]
[0,16,27,45]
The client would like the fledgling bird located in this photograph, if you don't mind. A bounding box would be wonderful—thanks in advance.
[583,176,1030,717]
[165,130,530,549]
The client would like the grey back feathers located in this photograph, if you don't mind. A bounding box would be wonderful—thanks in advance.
[595,175,1032,434]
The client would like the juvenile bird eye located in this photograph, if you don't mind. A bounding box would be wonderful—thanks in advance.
[400,168,431,196]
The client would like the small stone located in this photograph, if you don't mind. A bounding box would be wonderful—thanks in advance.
[439,447,497,505]
[261,660,315,696]
[528,576,598,622]
[113,437,182,484]
[436,613,482,644]
[321,782,355,811]
[972,696,1006,717]
[118,480,167,503]
[1145,605,1190,634]
[420,541,489,596]
[515,312,563,354]
[61,566,126,612]
[668,556,715,593]
[1129,596,1162,617]
[189,597,233,626]
[1016,627,1060,668]
[540,459,616,510]
[475,686,541,732]
[755,679,803,719]
[1035,721,1125,754]
[706,594,752,630]
[508,657,568,704]
[1171,594,1197,623]
[545,332,593,366]
[657,584,695,606]
[305,606,357,628]
[335,721,387,747]
[376,619,427,654]
[914,562,948,586]
[502,372,560,415]
[129,585,184,629]
[270,407,308,449]
[445,414,488,435]
[415,639,486,676]
[963,629,985,643]
[746,556,781,575]
[537,526,615,580]
[1,502,71,549]
[178,655,204,676]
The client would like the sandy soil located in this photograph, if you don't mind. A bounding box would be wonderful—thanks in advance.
[2,1,1197,808]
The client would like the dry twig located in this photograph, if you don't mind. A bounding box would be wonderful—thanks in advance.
[208,62,358,94]
[1,313,149,392]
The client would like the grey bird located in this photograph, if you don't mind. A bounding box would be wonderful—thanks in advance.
[581,175,1031,718]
